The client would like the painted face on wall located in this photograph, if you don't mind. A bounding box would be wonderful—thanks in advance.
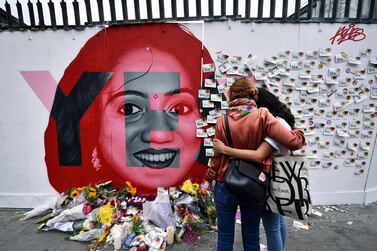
[45,24,213,193]
[98,48,201,189]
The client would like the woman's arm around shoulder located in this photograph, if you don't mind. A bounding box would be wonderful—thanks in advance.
[259,108,305,151]
[213,139,272,164]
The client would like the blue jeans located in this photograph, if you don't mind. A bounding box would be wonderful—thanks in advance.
[262,210,288,251]
[214,182,265,251]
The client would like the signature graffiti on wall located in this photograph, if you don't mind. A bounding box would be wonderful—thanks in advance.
[329,24,366,45]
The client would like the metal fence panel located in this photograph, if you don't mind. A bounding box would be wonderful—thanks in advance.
[1,0,376,31]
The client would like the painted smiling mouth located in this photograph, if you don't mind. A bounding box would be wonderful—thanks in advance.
[134,148,178,168]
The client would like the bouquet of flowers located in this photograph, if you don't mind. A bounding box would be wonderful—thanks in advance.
[23,179,216,250]
[171,179,217,244]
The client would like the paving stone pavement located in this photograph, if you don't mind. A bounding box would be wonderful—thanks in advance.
[0,203,377,251]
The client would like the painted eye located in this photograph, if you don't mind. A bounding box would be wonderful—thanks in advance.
[119,104,142,116]
[169,103,192,115]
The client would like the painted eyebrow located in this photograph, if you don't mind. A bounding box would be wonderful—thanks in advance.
[108,90,147,103]
[109,88,194,103]
[110,87,195,102]
[165,88,195,96]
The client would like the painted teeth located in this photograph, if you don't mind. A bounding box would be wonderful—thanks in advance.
[136,153,175,162]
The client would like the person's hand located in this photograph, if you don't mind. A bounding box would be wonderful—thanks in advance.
[213,139,226,154]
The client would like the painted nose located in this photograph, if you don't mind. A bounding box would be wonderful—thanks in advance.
[141,110,177,143]
[141,130,174,143]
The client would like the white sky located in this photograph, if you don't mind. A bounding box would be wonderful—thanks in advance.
[1,0,308,26]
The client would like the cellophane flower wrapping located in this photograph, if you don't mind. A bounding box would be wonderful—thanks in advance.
[21,195,62,220]
[24,179,216,250]
[143,189,175,230]
[45,203,86,227]
[70,228,104,242]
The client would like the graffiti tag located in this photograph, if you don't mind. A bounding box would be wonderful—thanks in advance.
[329,24,366,45]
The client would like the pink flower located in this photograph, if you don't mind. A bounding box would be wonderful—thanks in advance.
[83,203,93,215]
[112,211,122,222]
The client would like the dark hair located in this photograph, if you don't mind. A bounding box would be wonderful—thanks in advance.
[256,88,295,128]
[51,72,112,165]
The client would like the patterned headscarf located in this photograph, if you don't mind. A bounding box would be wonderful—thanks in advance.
[227,98,257,120]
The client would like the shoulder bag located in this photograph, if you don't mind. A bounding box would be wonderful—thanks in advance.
[223,114,269,205]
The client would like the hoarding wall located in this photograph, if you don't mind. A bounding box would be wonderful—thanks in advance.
[0,21,376,207]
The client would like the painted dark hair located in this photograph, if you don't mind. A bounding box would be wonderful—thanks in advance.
[256,88,295,128]
[50,72,112,165]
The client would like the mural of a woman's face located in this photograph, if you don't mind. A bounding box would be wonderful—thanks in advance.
[98,48,201,189]
[44,24,212,193]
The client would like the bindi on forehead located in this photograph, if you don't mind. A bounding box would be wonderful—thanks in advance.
[149,93,177,110]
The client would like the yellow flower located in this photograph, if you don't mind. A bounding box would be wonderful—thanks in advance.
[79,186,88,192]
[181,179,197,195]
[130,187,137,197]
[88,191,97,199]
[193,183,200,191]
[181,179,193,192]
[183,213,189,223]
[70,189,80,199]
[89,187,96,193]
[125,181,137,196]
[98,203,113,224]
[133,214,140,223]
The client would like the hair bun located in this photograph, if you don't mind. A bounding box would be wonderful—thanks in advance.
[229,77,258,101]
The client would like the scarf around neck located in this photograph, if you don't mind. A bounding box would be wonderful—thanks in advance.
[227,98,257,120]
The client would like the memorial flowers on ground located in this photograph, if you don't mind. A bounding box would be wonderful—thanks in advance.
[23,179,216,250]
